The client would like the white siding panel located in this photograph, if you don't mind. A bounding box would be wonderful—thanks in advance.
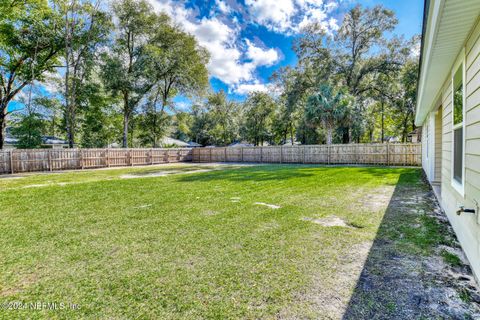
[466,104,480,125]
[466,138,480,155]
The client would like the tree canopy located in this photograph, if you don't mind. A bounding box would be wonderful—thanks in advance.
[1,1,419,149]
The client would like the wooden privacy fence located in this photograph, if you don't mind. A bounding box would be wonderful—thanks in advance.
[0,148,193,174]
[192,143,422,166]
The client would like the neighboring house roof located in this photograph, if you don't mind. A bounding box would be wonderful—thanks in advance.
[228,142,254,148]
[415,0,480,126]
[187,141,202,147]
[42,136,68,145]
[5,134,68,146]
[5,136,18,145]
[282,139,301,146]
[160,137,190,147]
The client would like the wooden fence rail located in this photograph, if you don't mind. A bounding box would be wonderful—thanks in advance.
[0,143,421,175]
[0,148,193,174]
[192,143,422,166]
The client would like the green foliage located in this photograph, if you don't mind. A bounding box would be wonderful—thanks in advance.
[61,0,112,147]
[80,83,122,148]
[173,112,194,142]
[244,92,275,146]
[441,250,462,267]
[10,112,45,149]
[0,0,63,148]
[306,84,351,144]
[0,1,418,149]
[102,0,208,148]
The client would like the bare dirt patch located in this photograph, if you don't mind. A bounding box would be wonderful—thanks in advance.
[356,186,394,211]
[202,210,220,216]
[120,168,214,179]
[134,204,152,209]
[254,202,281,209]
[0,273,37,297]
[256,221,280,232]
[301,215,350,227]
[343,177,480,319]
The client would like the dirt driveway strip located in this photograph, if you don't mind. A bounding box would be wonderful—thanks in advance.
[342,174,480,319]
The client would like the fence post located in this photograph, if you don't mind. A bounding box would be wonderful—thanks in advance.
[280,146,283,164]
[303,145,306,164]
[327,145,330,165]
[241,147,244,162]
[80,149,84,169]
[209,148,212,163]
[48,149,52,171]
[224,147,227,162]
[260,147,263,163]
[386,143,390,166]
[9,150,14,174]
[106,148,110,167]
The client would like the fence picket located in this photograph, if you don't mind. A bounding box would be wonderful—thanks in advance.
[0,144,421,175]
[191,143,421,167]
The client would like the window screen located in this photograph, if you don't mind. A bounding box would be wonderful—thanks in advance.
[453,127,463,183]
[452,62,464,185]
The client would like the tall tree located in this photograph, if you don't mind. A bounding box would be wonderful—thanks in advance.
[137,90,171,147]
[244,92,275,146]
[204,90,239,146]
[145,21,209,120]
[306,83,350,145]
[140,21,209,146]
[392,59,419,142]
[0,0,63,149]
[335,5,398,96]
[61,0,111,147]
[102,0,157,148]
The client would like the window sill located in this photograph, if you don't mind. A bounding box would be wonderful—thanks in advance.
[451,179,465,198]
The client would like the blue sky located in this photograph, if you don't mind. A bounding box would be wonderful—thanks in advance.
[11,0,424,113]
[150,0,424,110]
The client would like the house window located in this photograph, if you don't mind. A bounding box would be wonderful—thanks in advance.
[452,60,464,187]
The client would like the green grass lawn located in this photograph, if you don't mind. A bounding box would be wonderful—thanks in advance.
[0,164,424,319]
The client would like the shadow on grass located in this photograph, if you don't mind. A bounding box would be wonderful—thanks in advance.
[127,166,216,176]
[178,164,421,184]
[177,165,316,182]
[342,171,473,319]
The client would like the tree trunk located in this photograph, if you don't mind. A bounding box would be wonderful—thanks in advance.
[326,127,333,145]
[122,92,129,148]
[342,127,349,144]
[67,120,75,148]
[0,105,6,150]
[381,100,385,143]
[290,123,294,145]
[123,113,129,148]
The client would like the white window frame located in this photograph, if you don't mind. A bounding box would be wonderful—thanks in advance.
[451,48,466,197]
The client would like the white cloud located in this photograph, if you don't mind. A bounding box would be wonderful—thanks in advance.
[216,0,230,14]
[234,83,270,95]
[245,39,279,67]
[245,0,339,34]
[245,0,295,33]
[145,0,339,96]
[147,0,282,88]
[233,81,282,96]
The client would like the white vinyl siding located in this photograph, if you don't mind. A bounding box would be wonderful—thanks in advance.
[435,17,480,282]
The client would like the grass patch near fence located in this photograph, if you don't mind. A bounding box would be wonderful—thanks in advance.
[0,164,423,319]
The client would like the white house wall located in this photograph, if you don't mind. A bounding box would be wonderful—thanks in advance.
[428,17,480,281]
[422,112,436,182]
